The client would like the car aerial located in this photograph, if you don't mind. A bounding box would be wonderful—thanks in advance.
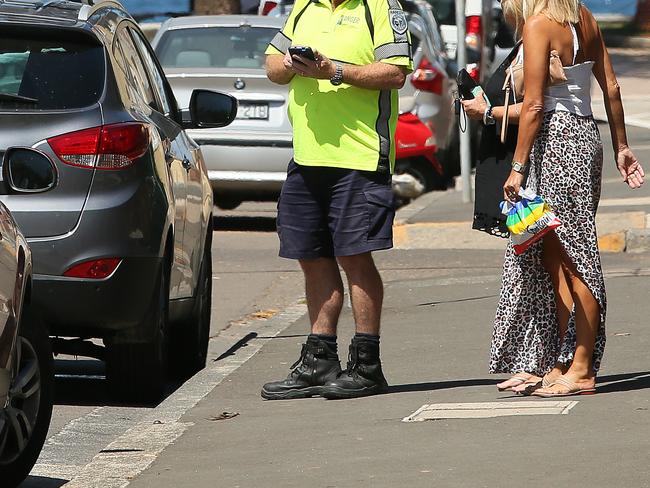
[152,15,289,210]
[0,155,55,487]
[0,0,238,403]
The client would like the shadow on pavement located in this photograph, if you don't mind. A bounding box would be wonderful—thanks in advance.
[386,378,499,394]
[595,371,650,394]
[53,358,183,408]
[214,216,277,232]
[20,476,68,488]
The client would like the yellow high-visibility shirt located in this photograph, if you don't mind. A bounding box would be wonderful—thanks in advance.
[266,0,413,173]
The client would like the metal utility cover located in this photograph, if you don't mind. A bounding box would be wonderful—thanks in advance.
[402,401,579,421]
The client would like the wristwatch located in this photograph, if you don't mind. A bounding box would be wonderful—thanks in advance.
[483,106,495,126]
[330,63,343,86]
[511,161,527,174]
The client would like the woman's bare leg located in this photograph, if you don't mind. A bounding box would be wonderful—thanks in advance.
[541,232,573,380]
[539,234,599,393]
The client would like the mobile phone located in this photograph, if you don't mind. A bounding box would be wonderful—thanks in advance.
[456,68,479,99]
[288,46,316,62]
[456,68,490,105]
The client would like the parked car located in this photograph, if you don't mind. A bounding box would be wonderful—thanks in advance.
[0,0,238,402]
[153,15,292,210]
[401,0,458,184]
[0,155,55,486]
[426,0,495,83]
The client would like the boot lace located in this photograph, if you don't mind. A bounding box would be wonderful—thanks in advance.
[289,343,308,371]
[343,345,360,378]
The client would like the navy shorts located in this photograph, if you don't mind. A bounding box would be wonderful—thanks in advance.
[277,161,395,259]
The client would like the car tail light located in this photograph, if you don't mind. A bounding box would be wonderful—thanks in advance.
[260,1,277,15]
[48,123,149,170]
[411,58,444,94]
[465,15,483,81]
[63,258,122,279]
[465,15,482,50]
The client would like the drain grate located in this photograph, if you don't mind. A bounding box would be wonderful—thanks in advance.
[402,401,579,421]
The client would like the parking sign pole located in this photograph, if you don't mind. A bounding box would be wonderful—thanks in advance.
[456,0,473,203]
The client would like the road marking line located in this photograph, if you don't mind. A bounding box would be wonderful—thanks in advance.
[56,301,307,488]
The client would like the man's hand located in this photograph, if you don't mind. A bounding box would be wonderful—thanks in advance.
[289,50,335,80]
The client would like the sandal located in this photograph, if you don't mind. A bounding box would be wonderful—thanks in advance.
[497,374,533,392]
[531,376,596,398]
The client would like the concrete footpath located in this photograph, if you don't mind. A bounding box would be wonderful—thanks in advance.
[124,247,650,488]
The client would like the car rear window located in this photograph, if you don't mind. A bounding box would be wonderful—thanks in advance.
[0,29,104,110]
[155,26,277,70]
[427,0,456,25]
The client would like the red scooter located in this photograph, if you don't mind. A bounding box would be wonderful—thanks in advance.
[392,112,446,203]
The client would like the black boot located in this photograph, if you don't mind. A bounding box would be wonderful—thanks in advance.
[320,336,388,399]
[261,336,342,400]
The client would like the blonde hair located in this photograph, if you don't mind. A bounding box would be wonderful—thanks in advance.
[503,0,580,34]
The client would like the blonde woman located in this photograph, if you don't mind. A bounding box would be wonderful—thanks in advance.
[474,0,644,396]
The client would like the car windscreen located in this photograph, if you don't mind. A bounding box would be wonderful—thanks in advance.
[0,29,105,110]
[427,0,455,25]
[155,26,277,70]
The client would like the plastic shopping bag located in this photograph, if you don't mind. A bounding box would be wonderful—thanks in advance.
[500,188,561,255]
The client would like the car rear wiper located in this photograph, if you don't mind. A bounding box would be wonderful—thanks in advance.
[0,93,38,104]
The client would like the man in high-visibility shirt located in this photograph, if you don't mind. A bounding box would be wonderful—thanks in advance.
[261,0,412,400]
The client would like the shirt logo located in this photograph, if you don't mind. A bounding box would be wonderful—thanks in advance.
[337,15,360,26]
[389,9,408,35]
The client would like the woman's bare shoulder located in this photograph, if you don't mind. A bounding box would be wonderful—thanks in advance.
[522,14,555,37]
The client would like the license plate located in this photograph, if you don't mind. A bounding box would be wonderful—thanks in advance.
[236,104,269,120]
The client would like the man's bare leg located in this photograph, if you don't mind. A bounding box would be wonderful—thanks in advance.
[337,253,383,335]
[321,252,388,399]
[300,257,344,335]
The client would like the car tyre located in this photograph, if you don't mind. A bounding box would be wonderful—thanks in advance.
[106,264,169,404]
[0,308,53,488]
[170,244,212,379]
[396,157,446,193]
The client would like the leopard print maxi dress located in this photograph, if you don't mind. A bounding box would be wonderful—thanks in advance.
[490,111,606,376]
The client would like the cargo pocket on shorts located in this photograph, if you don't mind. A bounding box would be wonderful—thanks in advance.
[364,187,395,241]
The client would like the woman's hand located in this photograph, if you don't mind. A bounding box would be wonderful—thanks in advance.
[460,91,489,121]
[289,50,335,80]
[616,145,645,189]
[503,170,525,202]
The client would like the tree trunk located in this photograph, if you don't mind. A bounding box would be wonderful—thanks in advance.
[194,0,241,15]
[635,0,650,32]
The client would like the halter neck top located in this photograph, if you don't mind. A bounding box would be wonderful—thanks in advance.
[517,23,595,116]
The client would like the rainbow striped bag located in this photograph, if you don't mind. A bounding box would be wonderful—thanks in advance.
[500,188,561,255]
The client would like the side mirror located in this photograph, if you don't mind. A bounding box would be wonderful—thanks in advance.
[189,89,238,129]
[3,148,57,193]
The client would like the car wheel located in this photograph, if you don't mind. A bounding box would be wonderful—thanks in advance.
[0,309,53,488]
[214,198,241,210]
[169,244,212,379]
[396,158,445,193]
[106,264,169,404]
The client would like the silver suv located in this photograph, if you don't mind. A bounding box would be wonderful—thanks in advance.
[0,0,237,403]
